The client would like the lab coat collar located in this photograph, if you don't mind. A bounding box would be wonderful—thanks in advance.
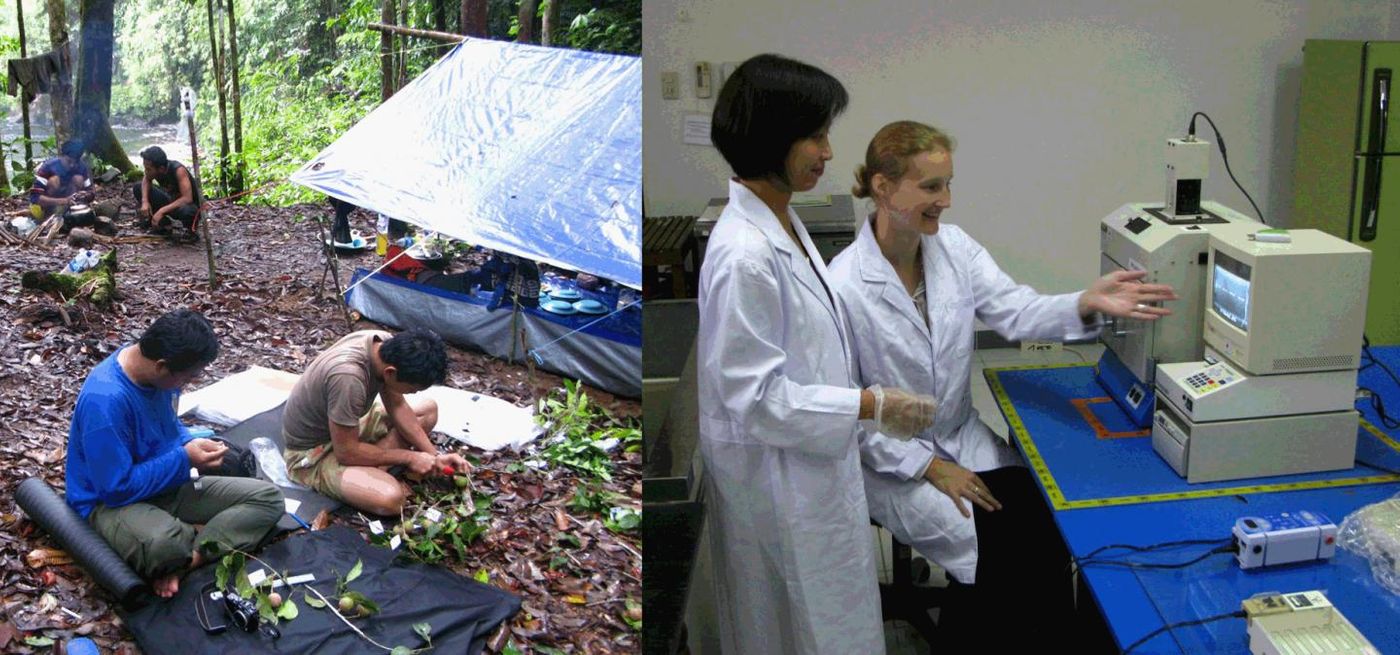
[854,216,932,341]
[727,178,800,256]
[726,179,851,362]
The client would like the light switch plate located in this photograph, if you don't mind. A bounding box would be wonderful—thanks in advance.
[661,71,680,100]
[695,62,712,98]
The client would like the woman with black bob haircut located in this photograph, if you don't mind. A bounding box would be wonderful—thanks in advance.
[696,53,938,654]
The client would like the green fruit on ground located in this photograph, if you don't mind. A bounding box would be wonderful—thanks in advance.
[454,475,469,488]
[339,596,355,613]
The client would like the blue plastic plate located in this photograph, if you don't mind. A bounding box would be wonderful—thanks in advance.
[573,299,607,314]
[541,299,578,315]
[549,288,583,301]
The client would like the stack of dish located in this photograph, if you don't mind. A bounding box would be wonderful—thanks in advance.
[572,299,608,315]
[540,299,578,315]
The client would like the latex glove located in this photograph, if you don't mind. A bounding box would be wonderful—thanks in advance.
[869,385,937,439]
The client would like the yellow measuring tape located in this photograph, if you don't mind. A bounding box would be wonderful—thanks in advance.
[984,362,1400,511]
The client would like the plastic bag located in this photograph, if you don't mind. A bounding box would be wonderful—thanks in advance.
[249,437,309,491]
[1338,495,1400,594]
[66,249,102,274]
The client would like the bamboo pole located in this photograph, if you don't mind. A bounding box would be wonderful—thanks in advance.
[183,95,218,290]
[313,214,355,329]
[367,22,464,44]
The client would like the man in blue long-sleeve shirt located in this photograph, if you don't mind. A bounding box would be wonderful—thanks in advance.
[65,309,283,598]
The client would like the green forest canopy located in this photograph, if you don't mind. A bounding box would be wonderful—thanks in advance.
[0,0,639,204]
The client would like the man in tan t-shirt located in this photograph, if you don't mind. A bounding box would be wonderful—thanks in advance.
[282,328,469,515]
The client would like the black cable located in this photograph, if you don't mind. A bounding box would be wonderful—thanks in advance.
[1358,387,1400,430]
[1187,112,1267,225]
[1080,537,1231,561]
[1123,609,1248,653]
[1077,543,1235,571]
[1358,335,1400,429]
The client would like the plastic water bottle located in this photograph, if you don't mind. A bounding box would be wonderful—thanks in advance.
[249,437,309,490]
[375,213,389,256]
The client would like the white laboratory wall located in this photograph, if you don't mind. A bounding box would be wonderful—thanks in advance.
[643,0,1395,294]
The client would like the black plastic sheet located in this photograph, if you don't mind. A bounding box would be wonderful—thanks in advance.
[122,526,520,654]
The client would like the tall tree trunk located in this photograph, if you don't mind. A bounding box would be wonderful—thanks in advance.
[398,0,408,89]
[205,0,229,195]
[17,0,33,169]
[225,0,245,196]
[541,0,559,46]
[46,0,75,146]
[516,0,536,43]
[433,0,449,55]
[76,0,134,175]
[380,0,395,102]
[459,0,487,37]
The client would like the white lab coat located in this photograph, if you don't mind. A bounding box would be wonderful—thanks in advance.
[828,217,1098,584]
[697,180,883,655]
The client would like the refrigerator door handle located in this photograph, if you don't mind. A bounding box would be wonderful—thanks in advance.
[1359,68,1390,242]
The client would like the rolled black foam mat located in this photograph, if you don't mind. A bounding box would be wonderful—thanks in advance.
[15,478,148,609]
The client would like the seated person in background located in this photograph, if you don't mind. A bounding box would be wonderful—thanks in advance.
[328,196,358,245]
[63,228,103,274]
[382,221,489,295]
[281,328,469,516]
[486,254,541,311]
[29,140,93,221]
[132,146,204,236]
[64,309,284,598]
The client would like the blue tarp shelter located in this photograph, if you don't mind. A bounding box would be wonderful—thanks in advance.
[290,38,641,396]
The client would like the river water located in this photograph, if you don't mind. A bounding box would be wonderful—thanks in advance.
[0,109,193,177]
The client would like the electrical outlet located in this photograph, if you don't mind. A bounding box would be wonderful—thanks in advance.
[1021,340,1062,353]
[660,71,680,100]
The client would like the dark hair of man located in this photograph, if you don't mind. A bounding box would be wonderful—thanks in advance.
[710,53,849,184]
[138,308,219,373]
[140,146,169,169]
[60,140,85,160]
[380,329,447,387]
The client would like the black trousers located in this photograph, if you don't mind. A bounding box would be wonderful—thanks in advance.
[935,466,1081,650]
[131,183,199,229]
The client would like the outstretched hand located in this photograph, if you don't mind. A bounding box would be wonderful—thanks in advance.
[1080,269,1178,321]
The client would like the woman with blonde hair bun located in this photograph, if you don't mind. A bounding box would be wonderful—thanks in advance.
[829,120,1179,649]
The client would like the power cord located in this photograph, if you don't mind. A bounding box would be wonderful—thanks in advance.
[1187,112,1266,225]
[1076,542,1236,571]
[1080,537,1231,561]
[1358,335,1400,429]
[1122,609,1248,653]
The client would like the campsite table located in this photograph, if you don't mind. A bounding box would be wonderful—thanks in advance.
[982,347,1400,653]
[643,215,697,298]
